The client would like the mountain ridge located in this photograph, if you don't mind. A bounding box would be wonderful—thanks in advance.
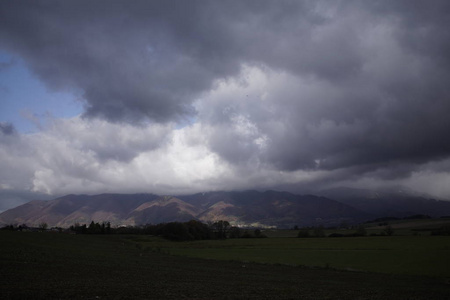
[318,187,450,218]
[1,189,449,228]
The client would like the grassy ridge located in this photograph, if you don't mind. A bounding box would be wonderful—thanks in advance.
[1,231,450,299]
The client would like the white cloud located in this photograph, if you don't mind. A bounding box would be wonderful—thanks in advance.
[1,117,230,195]
[0,108,326,197]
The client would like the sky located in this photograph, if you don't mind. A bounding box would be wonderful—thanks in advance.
[1,0,450,212]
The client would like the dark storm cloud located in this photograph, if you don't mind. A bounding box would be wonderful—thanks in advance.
[0,0,219,123]
[0,0,347,123]
[199,0,450,179]
[1,0,450,182]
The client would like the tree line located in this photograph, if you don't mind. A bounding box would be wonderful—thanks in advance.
[68,220,267,241]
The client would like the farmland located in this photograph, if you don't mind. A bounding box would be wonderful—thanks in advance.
[1,230,450,299]
[131,234,450,277]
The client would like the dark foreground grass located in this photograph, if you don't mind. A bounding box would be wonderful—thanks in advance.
[1,231,449,299]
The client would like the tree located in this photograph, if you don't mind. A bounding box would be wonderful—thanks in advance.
[213,220,230,239]
[384,225,394,236]
[162,222,191,241]
[88,221,102,234]
[185,220,211,240]
[38,222,48,231]
[106,222,111,234]
[228,226,242,238]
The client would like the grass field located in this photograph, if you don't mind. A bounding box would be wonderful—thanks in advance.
[1,231,450,299]
[132,235,450,277]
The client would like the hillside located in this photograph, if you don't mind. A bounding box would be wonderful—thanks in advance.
[318,187,450,218]
[0,190,367,228]
[2,189,450,228]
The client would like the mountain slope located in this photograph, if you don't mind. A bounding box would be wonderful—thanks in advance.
[0,193,159,228]
[0,190,367,228]
[193,190,369,227]
[318,187,450,218]
[127,196,201,224]
[4,188,448,228]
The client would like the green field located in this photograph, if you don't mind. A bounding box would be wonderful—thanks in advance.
[133,235,450,277]
[1,231,450,299]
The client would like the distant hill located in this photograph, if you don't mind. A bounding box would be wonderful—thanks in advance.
[317,187,450,218]
[0,193,159,228]
[0,190,368,228]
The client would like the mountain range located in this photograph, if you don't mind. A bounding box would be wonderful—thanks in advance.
[1,188,450,228]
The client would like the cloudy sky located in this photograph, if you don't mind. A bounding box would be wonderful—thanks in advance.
[1,0,450,211]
